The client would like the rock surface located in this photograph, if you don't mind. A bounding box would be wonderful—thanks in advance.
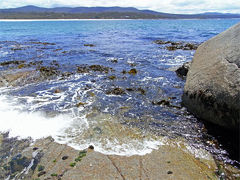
[183,22,240,130]
[0,135,219,180]
[154,40,199,51]
[176,61,192,78]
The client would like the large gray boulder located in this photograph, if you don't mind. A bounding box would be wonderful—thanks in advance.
[183,23,240,129]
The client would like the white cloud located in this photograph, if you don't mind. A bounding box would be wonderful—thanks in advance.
[0,0,240,14]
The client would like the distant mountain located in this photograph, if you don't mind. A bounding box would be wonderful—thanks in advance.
[0,6,240,19]
[0,5,142,13]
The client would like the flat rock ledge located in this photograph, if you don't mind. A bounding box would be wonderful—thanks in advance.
[182,22,240,130]
[0,135,220,180]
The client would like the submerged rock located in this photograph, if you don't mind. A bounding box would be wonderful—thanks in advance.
[0,69,39,87]
[183,22,240,130]
[128,68,138,75]
[106,87,126,95]
[84,44,95,47]
[77,64,113,74]
[38,66,60,78]
[154,40,199,51]
[0,60,26,66]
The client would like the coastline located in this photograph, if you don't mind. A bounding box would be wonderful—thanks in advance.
[0,18,240,22]
[0,19,135,21]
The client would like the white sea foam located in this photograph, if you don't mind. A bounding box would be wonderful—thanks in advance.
[0,93,165,156]
[0,95,72,139]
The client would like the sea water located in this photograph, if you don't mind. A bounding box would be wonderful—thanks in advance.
[0,19,239,159]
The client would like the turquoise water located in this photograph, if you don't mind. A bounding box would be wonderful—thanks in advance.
[0,19,239,163]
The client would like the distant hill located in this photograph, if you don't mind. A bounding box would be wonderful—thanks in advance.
[0,5,240,19]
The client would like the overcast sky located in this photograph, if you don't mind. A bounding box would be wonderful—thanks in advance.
[0,0,240,14]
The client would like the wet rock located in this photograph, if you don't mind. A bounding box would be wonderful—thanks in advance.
[84,44,95,47]
[50,60,60,67]
[183,22,240,130]
[9,154,31,173]
[106,87,126,95]
[17,64,27,69]
[2,134,239,179]
[0,69,38,87]
[122,70,127,74]
[154,40,199,51]
[89,65,111,73]
[54,89,61,93]
[126,87,146,95]
[38,66,60,78]
[77,64,113,74]
[0,60,26,66]
[38,171,46,177]
[53,48,63,52]
[76,102,87,107]
[0,133,31,179]
[154,40,172,45]
[128,68,138,75]
[62,156,69,160]
[31,41,56,45]
[111,59,118,63]
[33,147,39,151]
[176,61,192,78]
[152,99,181,109]
[108,75,116,80]
[88,145,94,150]
[152,100,170,106]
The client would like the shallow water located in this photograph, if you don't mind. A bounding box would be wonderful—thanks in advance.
[0,19,239,164]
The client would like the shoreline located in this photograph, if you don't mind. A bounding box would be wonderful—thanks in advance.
[0,19,135,21]
[0,18,240,22]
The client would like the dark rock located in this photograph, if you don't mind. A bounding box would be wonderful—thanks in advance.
[0,60,26,66]
[152,100,170,106]
[84,44,95,47]
[126,87,145,95]
[77,64,112,74]
[31,41,56,45]
[76,102,87,107]
[122,70,127,74]
[154,40,199,51]
[9,154,31,173]
[128,68,137,75]
[88,145,94,150]
[33,147,38,151]
[54,89,61,93]
[38,171,46,177]
[89,65,111,73]
[176,61,191,78]
[154,40,171,44]
[38,66,60,77]
[108,75,116,80]
[106,87,126,95]
[62,156,69,160]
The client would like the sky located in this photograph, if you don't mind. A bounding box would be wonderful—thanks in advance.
[0,0,240,14]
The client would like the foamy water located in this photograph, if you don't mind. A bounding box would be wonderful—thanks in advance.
[0,95,72,139]
[0,92,166,156]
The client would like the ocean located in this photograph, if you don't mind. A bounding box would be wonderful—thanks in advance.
[0,19,239,162]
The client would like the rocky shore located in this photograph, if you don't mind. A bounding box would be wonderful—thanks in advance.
[0,133,222,180]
